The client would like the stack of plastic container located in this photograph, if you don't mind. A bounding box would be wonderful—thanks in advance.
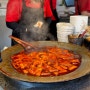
[56,22,75,43]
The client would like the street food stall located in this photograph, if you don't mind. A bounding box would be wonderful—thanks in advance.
[0,0,90,90]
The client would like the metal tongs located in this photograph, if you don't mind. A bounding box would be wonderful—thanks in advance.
[9,35,38,53]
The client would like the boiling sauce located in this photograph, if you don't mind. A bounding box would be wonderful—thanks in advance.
[11,46,81,77]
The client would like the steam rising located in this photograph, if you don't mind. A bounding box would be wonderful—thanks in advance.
[19,0,54,42]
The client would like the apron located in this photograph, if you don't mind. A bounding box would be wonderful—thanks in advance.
[19,0,49,42]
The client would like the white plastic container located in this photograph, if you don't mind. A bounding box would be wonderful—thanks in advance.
[70,15,88,34]
[56,22,75,43]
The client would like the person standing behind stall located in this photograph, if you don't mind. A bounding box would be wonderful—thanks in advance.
[6,0,57,46]
[49,0,59,40]
[75,0,90,16]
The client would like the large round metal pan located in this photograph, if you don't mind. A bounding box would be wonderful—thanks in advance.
[0,41,90,83]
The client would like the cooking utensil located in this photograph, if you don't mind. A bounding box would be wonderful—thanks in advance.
[78,26,90,38]
[78,30,87,38]
[9,35,38,52]
[0,41,90,83]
